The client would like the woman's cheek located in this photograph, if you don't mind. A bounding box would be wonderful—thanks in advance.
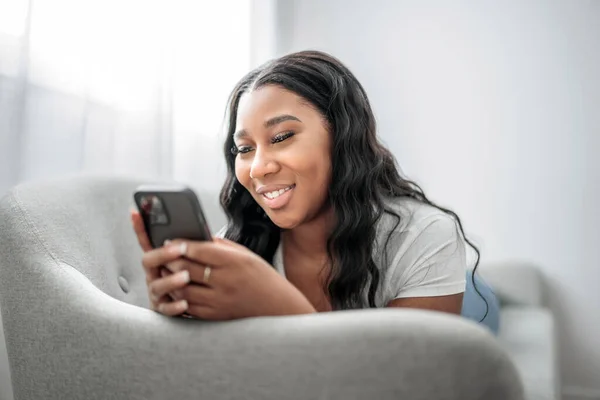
[234,159,249,186]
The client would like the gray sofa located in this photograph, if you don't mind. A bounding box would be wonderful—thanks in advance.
[0,175,527,400]
[478,263,559,400]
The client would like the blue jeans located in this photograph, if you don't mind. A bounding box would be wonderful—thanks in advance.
[461,271,500,334]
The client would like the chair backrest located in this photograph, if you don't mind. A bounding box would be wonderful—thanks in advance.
[478,261,544,307]
[0,175,225,400]
[0,174,224,306]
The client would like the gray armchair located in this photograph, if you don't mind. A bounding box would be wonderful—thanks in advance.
[0,175,524,400]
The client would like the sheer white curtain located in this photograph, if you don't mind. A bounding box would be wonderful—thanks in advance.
[0,0,253,196]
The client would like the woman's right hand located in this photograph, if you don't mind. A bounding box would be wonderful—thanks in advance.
[130,210,190,316]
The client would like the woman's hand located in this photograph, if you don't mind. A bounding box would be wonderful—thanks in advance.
[131,210,316,320]
[147,238,317,320]
[130,210,190,316]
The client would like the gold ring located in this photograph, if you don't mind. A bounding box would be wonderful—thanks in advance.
[203,266,212,283]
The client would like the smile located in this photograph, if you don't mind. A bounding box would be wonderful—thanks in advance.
[260,184,296,210]
[263,185,294,199]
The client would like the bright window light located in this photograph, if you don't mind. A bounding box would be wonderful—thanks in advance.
[0,0,28,37]
[15,0,251,112]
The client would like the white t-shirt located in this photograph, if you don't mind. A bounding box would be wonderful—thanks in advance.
[219,197,468,308]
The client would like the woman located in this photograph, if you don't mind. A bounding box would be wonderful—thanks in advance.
[131,50,480,320]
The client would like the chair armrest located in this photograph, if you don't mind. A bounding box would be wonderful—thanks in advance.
[478,261,544,306]
[497,307,560,400]
[0,261,525,400]
[0,303,13,400]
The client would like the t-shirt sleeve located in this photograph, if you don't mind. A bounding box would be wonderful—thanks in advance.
[390,214,467,299]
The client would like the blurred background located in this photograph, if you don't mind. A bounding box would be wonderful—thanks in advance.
[0,0,598,398]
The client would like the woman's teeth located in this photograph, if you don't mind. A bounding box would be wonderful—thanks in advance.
[264,186,293,199]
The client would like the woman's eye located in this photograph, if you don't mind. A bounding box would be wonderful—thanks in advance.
[232,132,293,155]
[231,145,253,155]
[272,131,294,144]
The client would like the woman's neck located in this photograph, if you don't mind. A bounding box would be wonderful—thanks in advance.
[282,208,334,257]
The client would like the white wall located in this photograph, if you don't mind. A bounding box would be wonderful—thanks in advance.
[274,0,600,396]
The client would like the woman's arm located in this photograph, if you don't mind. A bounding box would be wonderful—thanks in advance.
[386,293,464,314]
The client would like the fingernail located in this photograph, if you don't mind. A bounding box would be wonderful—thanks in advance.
[167,244,183,255]
[178,300,189,311]
[164,239,172,246]
[179,242,187,255]
[178,270,190,283]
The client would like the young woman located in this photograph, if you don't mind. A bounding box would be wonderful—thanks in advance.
[131,50,479,320]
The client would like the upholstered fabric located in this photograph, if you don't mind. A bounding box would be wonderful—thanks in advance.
[497,307,559,400]
[0,303,12,400]
[479,263,559,400]
[0,175,525,400]
[478,261,544,307]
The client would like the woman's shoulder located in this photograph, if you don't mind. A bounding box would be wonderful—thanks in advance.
[373,196,464,267]
[372,197,468,306]
[377,196,457,237]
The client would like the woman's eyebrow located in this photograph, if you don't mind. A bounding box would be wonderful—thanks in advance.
[234,114,302,139]
[233,129,247,140]
[264,114,301,128]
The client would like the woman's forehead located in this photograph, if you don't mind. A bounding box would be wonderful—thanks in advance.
[235,86,319,128]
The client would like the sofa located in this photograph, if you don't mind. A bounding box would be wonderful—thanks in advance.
[0,175,531,400]
[478,262,559,400]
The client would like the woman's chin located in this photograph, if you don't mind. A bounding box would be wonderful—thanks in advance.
[267,213,302,230]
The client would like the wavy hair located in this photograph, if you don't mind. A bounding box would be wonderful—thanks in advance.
[219,50,485,313]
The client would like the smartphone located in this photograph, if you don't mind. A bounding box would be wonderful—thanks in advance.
[133,184,212,248]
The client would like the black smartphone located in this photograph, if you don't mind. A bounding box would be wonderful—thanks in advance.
[133,184,212,248]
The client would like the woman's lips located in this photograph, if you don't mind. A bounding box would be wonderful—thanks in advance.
[260,184,295,210]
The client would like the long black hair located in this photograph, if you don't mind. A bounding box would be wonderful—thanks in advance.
[220,50,485,313]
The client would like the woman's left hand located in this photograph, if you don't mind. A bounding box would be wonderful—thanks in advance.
[141,238,316,320]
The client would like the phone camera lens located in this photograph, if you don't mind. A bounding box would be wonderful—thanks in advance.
[140,195,169,225]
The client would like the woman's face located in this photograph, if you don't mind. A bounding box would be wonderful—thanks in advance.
[233,84,332,229]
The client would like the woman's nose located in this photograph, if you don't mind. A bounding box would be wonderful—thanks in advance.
[249,148,279,179]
